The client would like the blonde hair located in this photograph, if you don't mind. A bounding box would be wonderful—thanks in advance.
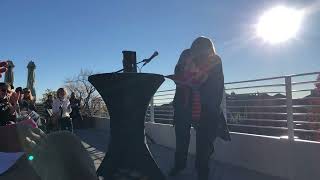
[177,49,191,66]
[190,36,216,58]
[57,88,67,98]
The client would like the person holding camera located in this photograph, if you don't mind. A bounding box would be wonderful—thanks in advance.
[52,88,73,132]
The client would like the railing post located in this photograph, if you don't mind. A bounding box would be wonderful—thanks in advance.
[222,89,227,118]
[150,96,155,122]
[285,76,295,141]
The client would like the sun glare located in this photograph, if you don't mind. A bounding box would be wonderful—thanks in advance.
[256,6,304,44]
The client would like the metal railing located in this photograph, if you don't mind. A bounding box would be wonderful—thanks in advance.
[146,71,320,141]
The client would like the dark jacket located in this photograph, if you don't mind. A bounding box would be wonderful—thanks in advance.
[0,99,16,126]
[172,62,192,125]
[199,57,231,142]
[20,99,36,112]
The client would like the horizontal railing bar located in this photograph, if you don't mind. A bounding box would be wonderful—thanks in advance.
[154,99,174,101]
[292,80,319,86]
[294,129,320,133]
[227,98,286,102]
[225,76,285,85]
[292,89,316,93]
[229,111,320,116]
[227,123,288,130]
[154,93,175,97]
[154,107,174,111]
[153,97,174,100]
[294,121,320,124]
[292,113,320,116]
[153,102,172,105]
[154,113,174,117]
[290,71,320,77]
[154,117,173,121]
[227,105,286,108]
[293,105,320,108]
[154,102,172,105]
[228,111,287,115]
[230,118,287,122]
[293,97,320,101]
[153,107,173,109]
[226,92,286,96]
[154,109,174,113]
[225,84,285,91]
[156,89,175,93]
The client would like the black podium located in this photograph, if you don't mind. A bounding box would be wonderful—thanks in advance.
[88,73,166,180]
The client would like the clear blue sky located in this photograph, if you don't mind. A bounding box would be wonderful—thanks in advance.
[1,0,319,100]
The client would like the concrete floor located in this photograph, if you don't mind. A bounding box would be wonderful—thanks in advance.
[75,129,287,180]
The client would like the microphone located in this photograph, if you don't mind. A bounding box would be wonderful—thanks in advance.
[142,51,159,66]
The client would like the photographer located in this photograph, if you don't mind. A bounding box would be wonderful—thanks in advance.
[52,88,73,132]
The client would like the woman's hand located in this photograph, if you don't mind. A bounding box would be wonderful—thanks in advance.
[9,91,20,106]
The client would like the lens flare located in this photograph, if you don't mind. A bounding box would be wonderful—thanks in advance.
[28,155,34,161]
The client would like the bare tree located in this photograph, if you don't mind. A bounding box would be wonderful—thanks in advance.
[41,89,56,103]
[64,69,108,117]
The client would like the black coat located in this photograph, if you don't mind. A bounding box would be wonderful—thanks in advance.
[172,62,192,125]
[199,57,231,142]
[172,55,230,142]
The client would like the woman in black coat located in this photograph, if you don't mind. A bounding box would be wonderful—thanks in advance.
[168,37,230,180]
[191,36,230,180]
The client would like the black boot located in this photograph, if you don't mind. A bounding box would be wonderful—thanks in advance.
[168,166,185,176]
[197,168,209,180]
[198,173,209,180]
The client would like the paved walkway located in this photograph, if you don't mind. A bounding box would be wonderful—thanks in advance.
[75,129,287,180]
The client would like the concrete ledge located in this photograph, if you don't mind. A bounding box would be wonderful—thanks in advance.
[145,122,320,180]
[91,118,320,180]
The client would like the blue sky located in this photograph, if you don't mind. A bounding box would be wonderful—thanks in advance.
[0,0,319,100]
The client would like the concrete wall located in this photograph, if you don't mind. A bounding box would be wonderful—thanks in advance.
[145,122,320,180]
[92,116,110,131]
[92,118,320,180]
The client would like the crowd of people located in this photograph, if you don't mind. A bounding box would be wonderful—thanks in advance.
[0,82,37,127]
[0,76,83,134]
[0,62,97,180]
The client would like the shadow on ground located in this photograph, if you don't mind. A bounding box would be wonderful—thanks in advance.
[75,129,287,180]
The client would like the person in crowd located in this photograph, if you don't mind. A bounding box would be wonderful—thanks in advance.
[0,82,20,126]
[44,94,54,110]
[21,88,36,112]
[44,94,55,131]
[52,88,73,132]
[0,61,98,180]
[15,86,23,103]
[168,37,231,180]
[69,92,83,128]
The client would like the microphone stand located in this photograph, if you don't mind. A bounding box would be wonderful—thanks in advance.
[113,55,154,73]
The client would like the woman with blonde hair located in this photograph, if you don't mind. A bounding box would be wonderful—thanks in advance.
[52,88,73,132]
[168,37,230,180]
[21,88,36,112]
[190,36,230,180]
